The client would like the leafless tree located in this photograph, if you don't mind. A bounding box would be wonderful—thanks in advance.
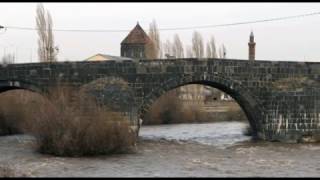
[1,53,15,65]
[192,31,204,58]
[172,34,184,58]
[159,43,164,59]
[219,44,227,59]
[162,39,174,58]
[147,19,160,59]
[36,3,58,62]
[206,43,211,59]
[185,45,193,58]
[206,36,217,58]
[218,44,229,100]
[145,41,156,59]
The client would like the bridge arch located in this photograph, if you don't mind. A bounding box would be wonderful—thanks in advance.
[138,73,265,137]
[0,80,45,95]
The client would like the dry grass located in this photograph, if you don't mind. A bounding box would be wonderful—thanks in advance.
[143,90,248,125]
[143,90,211,125]
[143,90,199,124]
[21,87,136,156]
[0,87,136,157]
[224,104,248,122]
[0,90,42,135]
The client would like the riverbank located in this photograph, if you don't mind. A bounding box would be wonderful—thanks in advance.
[144,99,247,125]
[1,122,320,177]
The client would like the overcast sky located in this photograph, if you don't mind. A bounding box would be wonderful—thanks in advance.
[1,3,320,63]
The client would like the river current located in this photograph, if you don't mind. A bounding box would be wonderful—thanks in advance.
[1,121,320,177]
[140,121,251,148]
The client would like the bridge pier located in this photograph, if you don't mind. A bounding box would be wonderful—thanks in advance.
[261,89,320,143]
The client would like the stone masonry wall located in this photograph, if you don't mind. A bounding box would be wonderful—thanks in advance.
[0,58,319,142]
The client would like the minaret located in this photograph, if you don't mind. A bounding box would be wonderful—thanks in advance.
[248,31,256,61]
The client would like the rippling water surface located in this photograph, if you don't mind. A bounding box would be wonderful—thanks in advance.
[139,121,251,148]
[1,121,320,177]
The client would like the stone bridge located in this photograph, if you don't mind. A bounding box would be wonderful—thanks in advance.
[1,58,320,143]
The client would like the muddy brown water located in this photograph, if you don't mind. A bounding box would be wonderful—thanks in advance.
[0,122,319,177]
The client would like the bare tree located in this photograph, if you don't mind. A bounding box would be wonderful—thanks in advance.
[147,19,160,59]
[162,39,173,58]
[219,44,227,59]
[206,36,217,58]
[206,43,211,59]
[192,31,204,58]
[218,44,229,100]
[159,43,164,59]
[185,45,193,58]
[172,34,184,58]
[36,4,46,61]
[1,53,15,65]
[36,3,58,62]
[46,12,57,61]
[145,41,156,59]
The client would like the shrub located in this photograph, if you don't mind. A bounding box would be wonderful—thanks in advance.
[143,90,248,125]
[0,87,136,156]
[143,90,204,125]
[224,109,248,122]
[144,91,182,124]
[22,87,136,157]
[0,90,40,135]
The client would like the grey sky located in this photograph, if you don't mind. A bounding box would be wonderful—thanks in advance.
[1,3,320,63]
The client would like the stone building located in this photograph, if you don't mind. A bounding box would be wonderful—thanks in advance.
[84,25,256,105]
[85,23,151,62]
[85,53,132,61]
[121,22,152,59]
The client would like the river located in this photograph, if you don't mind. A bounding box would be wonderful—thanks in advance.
[140,121,251,148]
[0,121,320,177]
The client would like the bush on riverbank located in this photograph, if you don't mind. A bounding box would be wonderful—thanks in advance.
[0,91,39,135]
[143,90,248,125]
[21,87,136,156]
[143,91,205,124]
[0,88,136,156]
[143,91,179,124]
[224,105,248,122]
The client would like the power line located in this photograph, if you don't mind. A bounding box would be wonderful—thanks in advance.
[2,11,320,32]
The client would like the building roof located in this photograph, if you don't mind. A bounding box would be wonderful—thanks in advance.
[121,23,151,44]
[85,53,133,61]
